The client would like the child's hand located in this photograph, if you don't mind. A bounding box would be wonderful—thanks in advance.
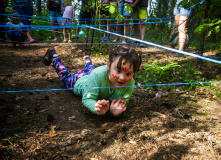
[110,99,127,117]
[95,99,110,115]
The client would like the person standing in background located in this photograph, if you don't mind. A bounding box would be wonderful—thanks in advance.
[172,0,192,51]
[47,0,62,41]
[100,0,112,41]
[72,0,92,40]
[61,0,75,43]
[113,0,140,44]
[131,0,151,47]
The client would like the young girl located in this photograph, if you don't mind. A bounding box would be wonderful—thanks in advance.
[42,46,141,116]
[61,0,75,43]
[5,10,28,48]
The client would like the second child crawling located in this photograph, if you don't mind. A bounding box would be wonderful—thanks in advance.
[42,46,141,116]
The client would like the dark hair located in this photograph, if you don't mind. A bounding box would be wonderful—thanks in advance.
[109,46,141,72]
[9,9,19,15]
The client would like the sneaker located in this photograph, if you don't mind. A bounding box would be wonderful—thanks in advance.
[72,35,79,39]
[168,45,175,49]
[29,38,36,43]
[11,43,16,48]
[101,37,107,41]
[83,55,92,64]
[42,48,58,66]
[139,42,146,47]
[19,43,25,48]
[171,53,182,58]
[68,40,72,43]
[132,41,140,45]
[105,37,111,41]
[121,41,127,44]
[52,38,58,41]
[62,40,67,43]
[112,40,118,43]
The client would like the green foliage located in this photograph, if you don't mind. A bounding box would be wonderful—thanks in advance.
[135,60,204,90]
[195,19,221,37]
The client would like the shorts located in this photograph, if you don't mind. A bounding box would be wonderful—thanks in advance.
[79,10,92,24]
[131,7,147,20]
[100,3,110,17]
[61,18,72,26]
[119,1,133,17]
[173,5,192,18]
[49,11,62,24]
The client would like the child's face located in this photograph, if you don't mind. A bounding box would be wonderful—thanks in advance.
[107,57,134,88]
[10,13,20,24]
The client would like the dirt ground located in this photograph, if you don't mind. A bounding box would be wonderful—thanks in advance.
[0,42,221,160]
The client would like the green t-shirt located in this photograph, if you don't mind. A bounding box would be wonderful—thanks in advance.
[74,65,135,114]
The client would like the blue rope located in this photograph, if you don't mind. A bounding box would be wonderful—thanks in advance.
[1,81,221,94]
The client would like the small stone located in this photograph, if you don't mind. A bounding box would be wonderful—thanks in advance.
[155,93,161,98]
[47,114,55,122]
[100,139,106,145]
[45,95,49,100]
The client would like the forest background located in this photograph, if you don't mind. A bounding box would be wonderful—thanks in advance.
[4,0,221,54]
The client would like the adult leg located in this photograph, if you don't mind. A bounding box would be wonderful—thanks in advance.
[140,19,146,41]
[52,20,59,40]
[62,28,66,41]
[23,5,35,42]
[123,16,131,43]
[102,19,108,38]
[114,19,123,41]
[175,15,188,51]
[68,28,71,41]
[133,20,140,39]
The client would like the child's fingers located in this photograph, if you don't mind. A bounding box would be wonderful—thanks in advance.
[95,107,101,112]
[122,107,127,112]
[95,103,102,108]
[106,100,110,106]
[111,99,116,106]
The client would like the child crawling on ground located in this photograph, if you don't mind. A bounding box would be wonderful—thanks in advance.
[42,46,141,116]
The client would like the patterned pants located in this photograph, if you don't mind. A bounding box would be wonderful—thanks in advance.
[52,58,95,92]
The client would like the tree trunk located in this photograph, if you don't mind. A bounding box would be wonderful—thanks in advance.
[200,0,211,54]
[36,0,42,16]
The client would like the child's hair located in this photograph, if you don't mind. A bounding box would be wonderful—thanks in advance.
[109,46,141,72]
[9,9,19,15]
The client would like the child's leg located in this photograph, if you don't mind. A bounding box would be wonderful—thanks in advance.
[15,31,25,43]
[7,31,16,42]
[52,58,95,92]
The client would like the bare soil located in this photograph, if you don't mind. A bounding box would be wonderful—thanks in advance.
[0,42,221,160]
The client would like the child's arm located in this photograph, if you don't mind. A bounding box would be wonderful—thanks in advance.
[129,0,140,7]
[81,70,110,115]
